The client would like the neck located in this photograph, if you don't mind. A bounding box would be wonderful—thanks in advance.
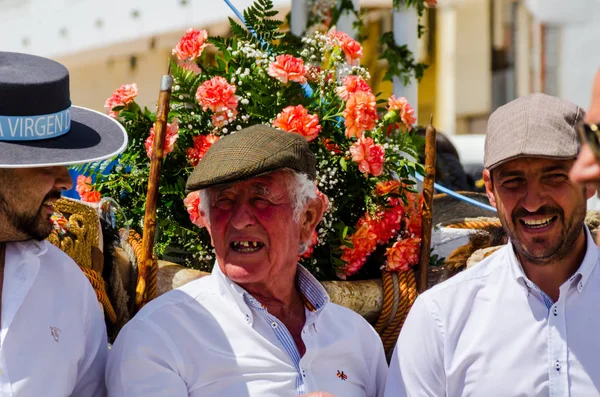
[518,229,587,302]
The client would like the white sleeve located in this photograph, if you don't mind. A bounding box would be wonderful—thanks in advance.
[71,282,109,397]
[371,333,388,397]
[384,296,446,397]
[106,318,188,397]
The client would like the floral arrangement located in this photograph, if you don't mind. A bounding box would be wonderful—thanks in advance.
[81,0,426,280]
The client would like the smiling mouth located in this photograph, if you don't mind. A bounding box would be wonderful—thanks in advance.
[519,216,557,229]
[230,241,265,253]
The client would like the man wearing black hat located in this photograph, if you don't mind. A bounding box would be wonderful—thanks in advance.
[386,93,600,396]
[0,52,128,396]
[106,125,388,397]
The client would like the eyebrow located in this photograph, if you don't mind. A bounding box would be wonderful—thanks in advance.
[540,165,570,173]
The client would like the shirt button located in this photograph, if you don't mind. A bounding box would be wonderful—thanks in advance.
[578,281,584,292]
[271,321,278,328]
[553,307,558,316]
[554,361,561,371]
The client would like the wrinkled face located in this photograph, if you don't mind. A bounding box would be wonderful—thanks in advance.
[0,167,73,241]
[204,171,318,286]
[484,158,591,265]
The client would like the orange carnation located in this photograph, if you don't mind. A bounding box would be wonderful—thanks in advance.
[344,91,378,138]
[349,136,386,177]
[268,54,307,84]
[172,28,208,62]
[336,75,372,101]
[186,134,220,166]
[375,180,402,196]
[196,76,238,113]
[273,105,321,142]
[385,237,421,272]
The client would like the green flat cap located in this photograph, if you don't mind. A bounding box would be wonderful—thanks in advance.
[186,124,316,192]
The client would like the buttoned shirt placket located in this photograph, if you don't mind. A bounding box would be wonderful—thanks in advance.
[519,265,591,397]
[241,268,327,396]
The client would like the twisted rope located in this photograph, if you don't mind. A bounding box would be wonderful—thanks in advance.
[445,219,502,229]
[127,230,158,310]
[79,266,117,324]
[374,269,418,356]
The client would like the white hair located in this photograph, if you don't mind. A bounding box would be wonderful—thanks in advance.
[197,169,317,254]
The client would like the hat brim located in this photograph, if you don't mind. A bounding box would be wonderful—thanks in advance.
[0,106,128,168]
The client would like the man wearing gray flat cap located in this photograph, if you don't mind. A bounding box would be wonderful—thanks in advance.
[107,124,388,397]
[386,93,600,396]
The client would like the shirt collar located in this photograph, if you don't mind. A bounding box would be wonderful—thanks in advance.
[211,262,330,323]
[508,225,598,294]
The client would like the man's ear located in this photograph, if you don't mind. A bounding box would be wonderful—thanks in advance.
[300,196,325,244]
[482,169,497,208]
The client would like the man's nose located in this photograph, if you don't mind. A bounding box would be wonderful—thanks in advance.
[521,184,546,213]
[229,201,256,229]
[53,166,73,191]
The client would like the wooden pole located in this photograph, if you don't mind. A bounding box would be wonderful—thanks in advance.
[136,65,173,306]
[418,116,436,293]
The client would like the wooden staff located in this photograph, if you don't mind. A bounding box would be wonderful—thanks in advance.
[417,115,436,293]
[136,64,173,306]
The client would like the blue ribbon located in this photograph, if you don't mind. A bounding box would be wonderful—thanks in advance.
[415,173,497,212]
[0,106,71,141]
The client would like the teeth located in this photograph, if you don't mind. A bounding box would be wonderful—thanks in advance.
[523,217,554,228]
[232,241,263,250]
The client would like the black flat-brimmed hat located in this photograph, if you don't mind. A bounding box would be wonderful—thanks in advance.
[0,52,128,168]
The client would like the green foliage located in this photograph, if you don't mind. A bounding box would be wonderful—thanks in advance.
[89,0,424,279]
[379,32,429,85]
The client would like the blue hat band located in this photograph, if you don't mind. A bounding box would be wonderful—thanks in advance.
[0,106,71,141]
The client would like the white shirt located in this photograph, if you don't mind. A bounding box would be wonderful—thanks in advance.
[386,227,600,397]
[107,263,388,397]
[1,240,108,396]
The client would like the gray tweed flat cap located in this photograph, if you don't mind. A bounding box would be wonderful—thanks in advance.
[484,93,585,170]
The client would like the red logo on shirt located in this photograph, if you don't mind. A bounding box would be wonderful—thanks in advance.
[337,370,347,381]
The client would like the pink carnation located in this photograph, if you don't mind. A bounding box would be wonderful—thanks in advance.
[273,105,321,142]
[387,95,416,131]
[104,83,138,118]
[349,136,386,177]
[172,28,208,62]
[196,76,238,113]
[268,54,307,84]
[183,191,206,228]
[425,0,437,7]
[336,75,372,101]
[385,237,422,272]
[145,120,180,158]
[75,175,101,203]
[344,91,378,138]
[329,30,363,65]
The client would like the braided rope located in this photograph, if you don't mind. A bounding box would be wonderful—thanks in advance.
[79,266,118,324]
[126,230,158,310]
[374,269,418,355]
[445,220,501,229]
[374,270,394,334]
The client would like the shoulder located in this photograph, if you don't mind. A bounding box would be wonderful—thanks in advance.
[38,241,96,293]
[321,302,382,341]
[416,245,510,318]
[129,275,219,325]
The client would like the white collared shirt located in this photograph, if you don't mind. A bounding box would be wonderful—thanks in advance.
[107,263,388,397]
[385,226,600,397]
[1,240,108,396]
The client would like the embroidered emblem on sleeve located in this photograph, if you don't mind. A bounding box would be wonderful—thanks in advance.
[50,326,61,342]
[336,370,347,381]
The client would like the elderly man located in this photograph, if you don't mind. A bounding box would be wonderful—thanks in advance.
[0,52,128,396]
[106,125,388,397]
[385,93,600,396]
